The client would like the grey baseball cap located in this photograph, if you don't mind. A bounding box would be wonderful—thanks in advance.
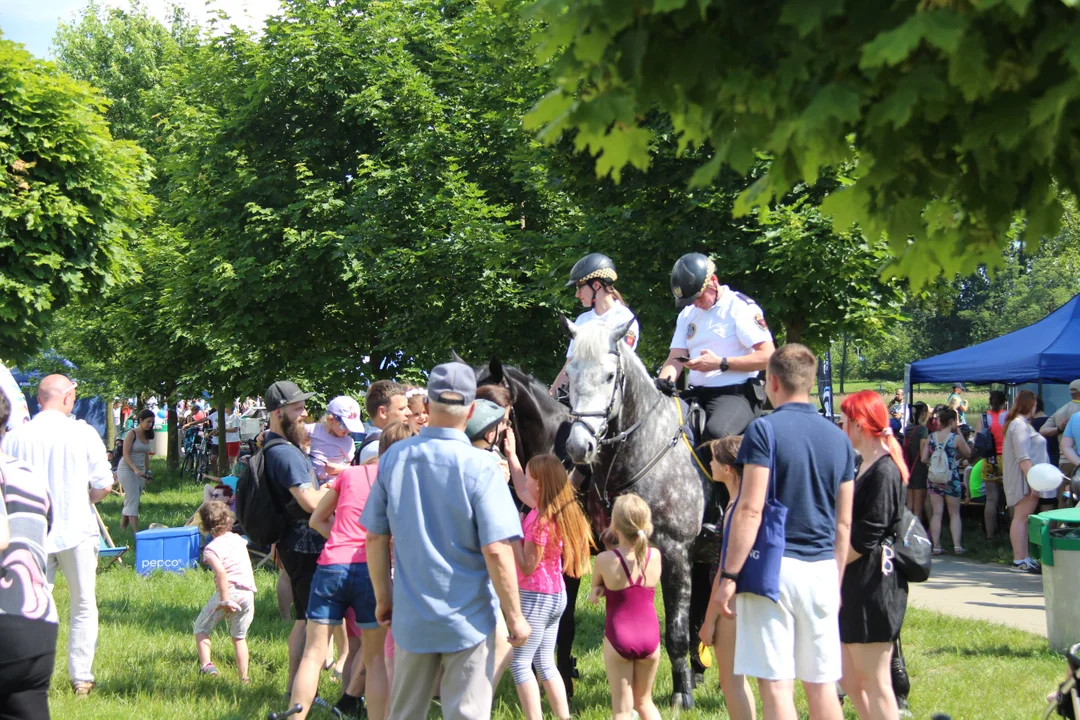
[427,363,476,406]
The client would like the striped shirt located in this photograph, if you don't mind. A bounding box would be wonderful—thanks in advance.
[0,455,57,624]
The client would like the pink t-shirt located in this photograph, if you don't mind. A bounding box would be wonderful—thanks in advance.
[318,464,376,566]
[517,508,564,594]
[203,532,256,592]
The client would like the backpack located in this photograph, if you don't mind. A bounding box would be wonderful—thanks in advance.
[350,433,379,466]
[235,437,294,546]
[973,413,995,460]
[927,434,952,485]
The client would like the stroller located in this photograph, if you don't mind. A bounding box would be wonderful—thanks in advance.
[1047,643,1080,719]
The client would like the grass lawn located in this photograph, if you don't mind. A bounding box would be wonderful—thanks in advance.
[46,460,1063,719]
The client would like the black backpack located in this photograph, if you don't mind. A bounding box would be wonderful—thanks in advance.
[350,433,380,466]
[235,437,294,546]
[972,412,996,460]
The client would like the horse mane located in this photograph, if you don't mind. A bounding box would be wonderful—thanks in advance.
[569,321,615,364]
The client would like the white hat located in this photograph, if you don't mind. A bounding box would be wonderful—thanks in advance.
[326,396,365,433]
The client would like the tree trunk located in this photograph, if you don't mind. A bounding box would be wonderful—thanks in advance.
[840,334,849,395]
[785,317,804,345]
[218,402,229,475]
[105,407,116,448]
[167,398,180,471]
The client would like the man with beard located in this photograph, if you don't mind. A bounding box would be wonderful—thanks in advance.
[262,380,328,696]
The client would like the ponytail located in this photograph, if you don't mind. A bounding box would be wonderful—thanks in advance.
[612,494,653,568]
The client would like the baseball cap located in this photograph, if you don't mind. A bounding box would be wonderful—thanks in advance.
[466,399,505,441]
[265,381,315,411]
[427,362,476,406]
[326,395,365,433]
[952,382,966,390]
[1070,379,1080,393]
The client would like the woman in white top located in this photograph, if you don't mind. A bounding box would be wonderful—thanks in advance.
[549,253,640,396]
[1002,390,1048,573]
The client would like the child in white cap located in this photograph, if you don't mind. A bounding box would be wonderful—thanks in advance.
[306,396,365,482]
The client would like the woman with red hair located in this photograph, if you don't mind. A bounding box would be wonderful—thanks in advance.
[838,390,909,720]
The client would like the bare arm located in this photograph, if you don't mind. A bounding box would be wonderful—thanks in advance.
[367,532,392,625]
[503,427,534,507]
[308,488,339,539]
[0,515,8,553]
[684,340,776,374]
[289,484,328,514]
[1063,436,1080,467]
[549,359,569,396]
[1040,416,1059,438]
[482,539,524,622]
[587,555,606,602]
[90,486,111,503]
[122,431,139,474]
[521,540,541,575]
[834,480,854,583]
[658,348,688,382]
[921,436,931,463]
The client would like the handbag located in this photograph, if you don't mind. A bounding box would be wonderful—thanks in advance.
[886,506,932,583]
[721,418,788,602]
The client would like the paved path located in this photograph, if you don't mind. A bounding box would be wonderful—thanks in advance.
[908,556,1046,635]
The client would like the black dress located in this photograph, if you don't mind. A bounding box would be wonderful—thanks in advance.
[840,455,909,644]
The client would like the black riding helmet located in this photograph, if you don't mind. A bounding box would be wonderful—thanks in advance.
[670,252,716,309]
[566,253,618,288]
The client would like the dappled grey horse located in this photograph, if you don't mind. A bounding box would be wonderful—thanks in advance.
[562,315,708,709]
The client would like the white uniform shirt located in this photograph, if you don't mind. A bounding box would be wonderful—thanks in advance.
[225,412,241,443]
[2,409,114,553]
[567,300,641,358]
[669,286,773,388]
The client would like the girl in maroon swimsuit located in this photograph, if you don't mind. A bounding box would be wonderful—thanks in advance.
[588,494,663,720]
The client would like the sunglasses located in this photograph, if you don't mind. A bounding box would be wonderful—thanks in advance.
[881,544,895,577]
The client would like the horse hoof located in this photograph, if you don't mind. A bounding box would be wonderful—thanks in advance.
[670,691,695,710]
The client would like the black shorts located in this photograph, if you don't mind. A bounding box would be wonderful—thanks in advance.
[278,546,320,621]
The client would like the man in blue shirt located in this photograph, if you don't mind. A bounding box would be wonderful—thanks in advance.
[711,344,855,720]
[362,362,530,720]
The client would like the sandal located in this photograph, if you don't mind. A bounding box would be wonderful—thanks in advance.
[932,547,945,556]
[954,546,968,555]
[329,668,343,683]
[240,676,251,685]
[72,681,94,698]
[200,663,219,676]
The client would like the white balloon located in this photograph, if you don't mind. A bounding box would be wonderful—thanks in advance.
[1028,463,1064,493]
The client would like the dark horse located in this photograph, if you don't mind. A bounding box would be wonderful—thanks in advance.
[560,315,708,709]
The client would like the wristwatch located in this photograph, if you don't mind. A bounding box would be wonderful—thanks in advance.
[720,569,739,582]
[720,357,729,372]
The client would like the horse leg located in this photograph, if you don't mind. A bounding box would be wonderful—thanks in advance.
[555,573,581,697]
[659,538,695,710]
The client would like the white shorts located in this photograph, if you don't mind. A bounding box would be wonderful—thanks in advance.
[193,589,255,639]
[734,556,841,683]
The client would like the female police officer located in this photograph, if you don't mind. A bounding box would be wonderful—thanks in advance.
[657,252,775,440]
[549,253,640,396]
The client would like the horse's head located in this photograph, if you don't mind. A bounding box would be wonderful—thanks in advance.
[562,313,635,465]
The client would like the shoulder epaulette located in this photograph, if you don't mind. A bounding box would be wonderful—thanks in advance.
[734,292,757,305]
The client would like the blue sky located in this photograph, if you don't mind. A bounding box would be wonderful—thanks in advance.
[0,0,281,59]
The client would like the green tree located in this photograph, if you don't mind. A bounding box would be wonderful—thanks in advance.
[524,0,1080,285]
[0,37,153,363]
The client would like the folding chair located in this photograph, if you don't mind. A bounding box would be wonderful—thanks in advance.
[246,539,274,571]
[94,506,128,571]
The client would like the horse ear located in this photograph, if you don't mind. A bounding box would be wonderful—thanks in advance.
[450,349,467,365]
[609,318,635,349]
[488,356,504,384]
[559,312,577,339]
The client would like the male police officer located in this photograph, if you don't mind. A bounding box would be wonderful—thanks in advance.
[658,253,775,440]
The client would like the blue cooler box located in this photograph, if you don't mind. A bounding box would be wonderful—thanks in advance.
[135,526,201,576]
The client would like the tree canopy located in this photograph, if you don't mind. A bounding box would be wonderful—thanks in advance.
[0,37,153,363]
[526,0,1080,286]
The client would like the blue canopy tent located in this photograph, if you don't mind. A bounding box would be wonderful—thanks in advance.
[906,293,1080,386]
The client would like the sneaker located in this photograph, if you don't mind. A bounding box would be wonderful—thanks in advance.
[200,663,219,676]
[1025,558,1043,574]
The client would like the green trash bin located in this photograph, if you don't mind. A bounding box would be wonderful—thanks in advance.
[1029,507,1080,651]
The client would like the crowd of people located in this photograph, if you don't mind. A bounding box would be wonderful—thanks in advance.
[2,252,1079,720]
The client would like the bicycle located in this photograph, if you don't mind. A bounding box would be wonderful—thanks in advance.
[266,705,302,720]
[180,427,203,478]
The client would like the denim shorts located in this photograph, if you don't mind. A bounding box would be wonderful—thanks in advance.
[306,562,379,630]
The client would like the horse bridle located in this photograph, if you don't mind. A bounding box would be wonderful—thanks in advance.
[567,345,679,506]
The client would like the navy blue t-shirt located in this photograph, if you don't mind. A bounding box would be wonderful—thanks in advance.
[263,431,325,554]
[736,403,855,561]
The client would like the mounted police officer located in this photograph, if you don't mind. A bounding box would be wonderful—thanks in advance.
[549,252,640,396]
[657,252,775,440]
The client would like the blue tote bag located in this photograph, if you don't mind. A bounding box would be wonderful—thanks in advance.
[721,418,788,602]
